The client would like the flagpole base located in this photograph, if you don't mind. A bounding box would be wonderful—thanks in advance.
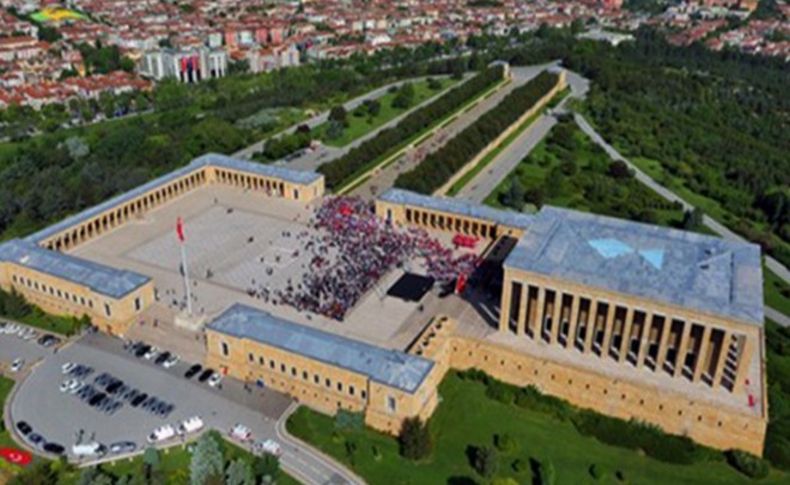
[174,311,207,331]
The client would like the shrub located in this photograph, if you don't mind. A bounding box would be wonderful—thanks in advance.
[399,417,432,460]
[511,458,527,473]
[494,433,518,454]
[485,380,515,404]
[472,445,498,478]
[726,449,770,479]
[588,463,605,480]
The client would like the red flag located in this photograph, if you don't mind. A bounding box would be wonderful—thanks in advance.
[176,217,185,243]
[455,273,467,294]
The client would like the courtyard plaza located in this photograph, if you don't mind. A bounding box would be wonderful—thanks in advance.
[69,184,487,353]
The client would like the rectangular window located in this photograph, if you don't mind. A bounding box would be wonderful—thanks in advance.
[302,371,308,380]
[221,342,229,356]
[313,375,319,384]
[337,382,343,392]
[259,357,264,365]
[269,360,275,369]
[280,364,286,373]
[291,367,297,376]
[134,297,142,311]
[361,390,367,400]
[248,353,254,363]
[104,303,112,317]
[325,378,331,388]
[387,396,397,412]
[349,386,355,396]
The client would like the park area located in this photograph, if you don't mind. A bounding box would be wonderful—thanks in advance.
[30,8,88,23]
[287,361,790,485]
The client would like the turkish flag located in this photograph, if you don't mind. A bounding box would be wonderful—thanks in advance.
[0,448,32,466]
[176,217,185,243]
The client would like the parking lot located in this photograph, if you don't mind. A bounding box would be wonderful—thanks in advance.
[8,331,291,461]
[0,323,62,376]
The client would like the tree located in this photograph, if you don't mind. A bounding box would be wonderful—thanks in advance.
[252,453,281,482]
[326,120,345,140]
[607,160,632,179]
[190,432,225,485]
[399,417,432,460]
[472,445,498,478]
[392,82,416,109]
[682,207,704,231]
[329,105,348,126]
[364,99,381,117]
[225,458,254,485]
[427,77,443,90]
[143,446,161,483]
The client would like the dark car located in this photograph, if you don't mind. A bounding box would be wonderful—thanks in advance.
[109,441,137,454]
[89,393,107,407]
[27,433,44,447]
[15,421,32,436]
[134,344,151,358]
[43,442,65,455]
[123,388,139,401]
[184,364,202,379]
[106,380,124,394]
[154,351,171,365]
[37,334,61,347]
[94,372,111,386]
[198,368,214,382]
[130,393,148,407]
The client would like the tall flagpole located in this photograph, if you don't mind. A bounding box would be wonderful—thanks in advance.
[177,217,193,316]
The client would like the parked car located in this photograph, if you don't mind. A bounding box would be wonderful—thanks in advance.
[21,328,38,341]
[207,372,223,387]
[163,354,180,368]
[130,393,148,408]
[43,442,65,455]
[198,368,214,383]
[72,442,107,458]
[61,362,77,375]
[154,351,171,366]
[60,379,80,393]
[143,346,159,360]
[27,433,45,447]
[109,441,136,454]
[4,323,20,335]
[37,334,61,347]
[15,421,32,436]
[147,425,175,443]
[178,416,204,435]
[184,364,202,379]
[254,439,282,457]
[10,358,24,372]
[134,344,151,358]
[229,424,252,442]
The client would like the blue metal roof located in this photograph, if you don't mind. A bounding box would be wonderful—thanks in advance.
[0,239,149,299]
[26,153,322,243]
[504,207,764,326]
[379,188,535,230]
[207,304,435,393]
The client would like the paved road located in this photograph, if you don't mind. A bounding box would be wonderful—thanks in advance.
[349,63,558,199]
[454,69,590,203]
[574,113,790,327]
[2,329,362,484]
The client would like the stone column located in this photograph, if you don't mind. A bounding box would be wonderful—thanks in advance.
[601,303,617,357]
[655,318,672,371]
[566,296,581,349]
[733,335,755,394]
[674,321,693,378]
[636,313,653,368]
[516,282,528,336]
[528,286,544,338]
[693,325,713,382]
[584,300,600,353]
[550,292,563,344]
[712,330,729,389]
[498,274,513,332]
[618,307,634,363]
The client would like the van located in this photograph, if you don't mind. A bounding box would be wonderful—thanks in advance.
[178,416,204,435]
[72,442,107,457]
[147,424,175,443]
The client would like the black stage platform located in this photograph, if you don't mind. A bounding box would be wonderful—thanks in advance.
[387,273,435,302]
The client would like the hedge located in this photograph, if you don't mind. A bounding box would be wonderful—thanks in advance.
[394,70,560,194]
[318,64,505,189]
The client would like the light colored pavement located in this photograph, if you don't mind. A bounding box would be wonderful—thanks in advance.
[2,328,362,484]
[454,69,589,203]
[349,63,558,200]
[574,113,790,327]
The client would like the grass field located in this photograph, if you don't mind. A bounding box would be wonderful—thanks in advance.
[764,268,790,318]
[314,78,457,148]
[288,371,787,485]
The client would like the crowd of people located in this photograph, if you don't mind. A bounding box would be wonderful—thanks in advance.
[247,196,479,321]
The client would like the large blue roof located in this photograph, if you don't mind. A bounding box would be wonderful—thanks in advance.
[207,304,435,393]
[379,188,534,230]
[504,207,764,326]
[0,239,149,299]
[27,153,321,243]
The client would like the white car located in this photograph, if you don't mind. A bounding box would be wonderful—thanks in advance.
[254,439,282,457]
[147,424,175,443]
[68,380,84,394]
[177,416,204,435]
[207,373,222,387]
[10,358,24,372]
[163,354,180,368]
[61,362,76,374]
[229,424,252,442]
[143,346,159,360]
[20,328,37,340]
[59,379,75,393]
[5,323,20,335]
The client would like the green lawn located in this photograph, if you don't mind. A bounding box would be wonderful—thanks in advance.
[315,78,458,148]
[764,268,790,319]
[485,121,686,230]
[287,372,787,484]
[0,376,17,448]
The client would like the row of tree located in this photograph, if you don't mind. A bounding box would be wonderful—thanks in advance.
[395,70,560,194]
[318,64,505,189]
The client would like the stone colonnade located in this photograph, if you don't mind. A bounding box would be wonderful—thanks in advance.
[499,275,755,394]
[403,206,500,239]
